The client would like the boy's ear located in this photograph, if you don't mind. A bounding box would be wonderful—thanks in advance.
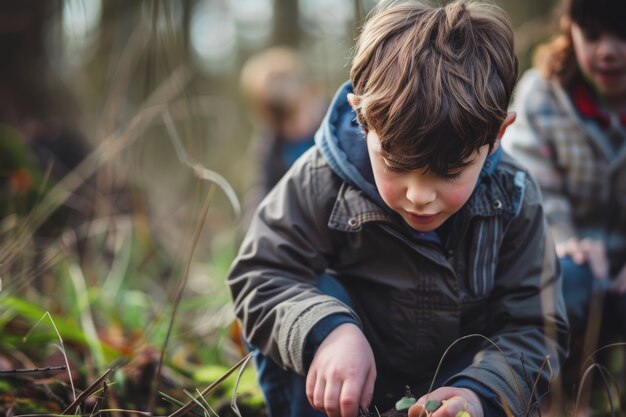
[489,112,516,155]
[347,93,359,109]
[497,111,516,139]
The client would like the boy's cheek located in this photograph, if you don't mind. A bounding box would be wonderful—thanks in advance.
[377,182,402,206]
[441,183,475,211]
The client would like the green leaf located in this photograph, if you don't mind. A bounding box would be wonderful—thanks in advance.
[395,396,417,411]
[425,399,442,412]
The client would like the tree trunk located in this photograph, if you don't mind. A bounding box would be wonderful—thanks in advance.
[272,0,300,47]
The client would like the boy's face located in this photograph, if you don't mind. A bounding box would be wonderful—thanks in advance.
[366,131,492,232]
[571,23,626,107]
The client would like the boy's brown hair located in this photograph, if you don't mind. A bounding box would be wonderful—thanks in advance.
[351,0,518,175]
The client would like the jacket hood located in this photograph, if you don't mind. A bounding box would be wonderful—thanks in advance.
[314,81,387,209]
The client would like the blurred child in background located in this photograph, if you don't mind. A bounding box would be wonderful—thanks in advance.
[240,47,327,217]
[502,0,626,389]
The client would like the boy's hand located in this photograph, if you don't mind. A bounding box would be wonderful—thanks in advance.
[556,237,609,280]
[306,323,376,417]
[407,387,483,417]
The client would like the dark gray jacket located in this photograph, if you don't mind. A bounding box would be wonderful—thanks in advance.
[228,82,569,416]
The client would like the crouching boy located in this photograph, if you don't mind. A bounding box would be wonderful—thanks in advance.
[228,1,569,416]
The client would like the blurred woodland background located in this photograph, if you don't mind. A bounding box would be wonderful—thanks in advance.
[0,0,561,415]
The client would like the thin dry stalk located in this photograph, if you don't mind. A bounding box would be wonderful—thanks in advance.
[168,352,253,417]
[159,392,205,417]
[424,334,528,411]
[68,262,106,371]
[163,110,241,219]
[23,312,77,402]
[4,241,65,294]
[0,366,67,374]
[89,379,108,417]
[574,363,617,417]
[62,368,113,415]
[16,410,153,417]
[229,352,254,417]
[581,342,626,370]
[576,280,608,413]
[524,354,553,413]
[194,389,218,417]
[182,389,211,416]
[148,184,217,412]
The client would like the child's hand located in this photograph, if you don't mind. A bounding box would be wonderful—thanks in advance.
[407,387,483,417]
[610,264,626,294]
[306,323,376,417]
[556,237,609,279]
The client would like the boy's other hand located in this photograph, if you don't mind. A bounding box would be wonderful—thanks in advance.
[306,323,376,417]
[407,387,483,417]
[556,237,609,279]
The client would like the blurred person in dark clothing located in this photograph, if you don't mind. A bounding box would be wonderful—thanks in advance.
[240,47,327,219]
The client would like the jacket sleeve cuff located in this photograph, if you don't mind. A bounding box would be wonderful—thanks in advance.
[302,313,359,370]
[450,378,504,417]
[445,363,532,417]
[278,295,360,375]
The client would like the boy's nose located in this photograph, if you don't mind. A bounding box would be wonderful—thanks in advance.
[406,184,436,207]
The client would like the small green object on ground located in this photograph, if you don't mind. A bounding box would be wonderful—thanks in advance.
[455,411,470,417]
[395,396,417,411]
[424,399,442,412]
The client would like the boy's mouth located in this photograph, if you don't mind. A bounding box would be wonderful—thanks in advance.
[406,212,439,224]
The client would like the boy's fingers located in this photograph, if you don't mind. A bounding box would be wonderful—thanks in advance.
[360,366,376,411]
[305,369,316,405]
[408,402,428,417]
[323,379,343,417]
[312,378,327,411]
[435,396,467,416]
[338,380,362,417]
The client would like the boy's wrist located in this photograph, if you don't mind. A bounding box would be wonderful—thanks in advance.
[302,313,359,370]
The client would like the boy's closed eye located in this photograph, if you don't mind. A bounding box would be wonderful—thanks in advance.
[382,163,409,175]
[382,161,463,181]
[436,170,463,181]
